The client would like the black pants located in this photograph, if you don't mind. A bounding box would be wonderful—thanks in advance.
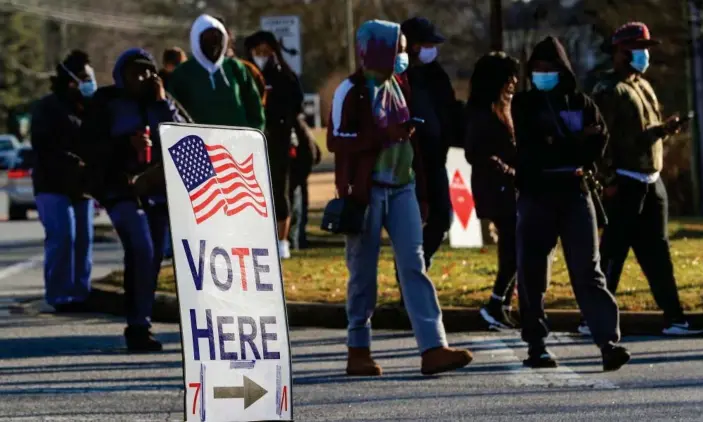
[517,191,620,348]
[492,213,517,307]
[600,176,684,323]
[395,167,452,305]
[267,132,292,221]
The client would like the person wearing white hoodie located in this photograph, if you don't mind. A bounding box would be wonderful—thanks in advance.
[168,14,265,130]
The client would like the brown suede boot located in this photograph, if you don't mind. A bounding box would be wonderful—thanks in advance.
[346,347,383,376]
[421,347,473,375]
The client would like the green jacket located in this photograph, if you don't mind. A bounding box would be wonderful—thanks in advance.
[592,71,667,184]
[167,58,265,130]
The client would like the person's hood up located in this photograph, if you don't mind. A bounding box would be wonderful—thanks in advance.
[190,14,230,88]
[112,48,157,89]
[356,20,400,80]
[528,35,577,92]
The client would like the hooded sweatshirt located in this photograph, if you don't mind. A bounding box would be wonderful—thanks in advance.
[512,36,609,193]
[80,48,187,206]
[327,20,427,205]
[167,14,265,130]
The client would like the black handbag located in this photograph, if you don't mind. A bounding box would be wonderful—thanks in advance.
[320,192,368,235]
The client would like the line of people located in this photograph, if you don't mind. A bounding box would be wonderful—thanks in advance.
[329,18,700,376]
[30,13,317,352]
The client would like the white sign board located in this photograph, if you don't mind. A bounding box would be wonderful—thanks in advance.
[260,15,302,76]
[446,147,483,248]
[160,123,293,422]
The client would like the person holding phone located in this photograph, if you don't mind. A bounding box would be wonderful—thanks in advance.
[81,48,188,352]
[512,35,630,371]
[591,22,702,336]
[328,19,472,377]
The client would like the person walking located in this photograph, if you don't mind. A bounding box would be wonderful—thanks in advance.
[590,22,702,336]
[81,48,187,352]
[512,36,630,371]
[245,30,305,259]
[328,19,472,376]
[31,50,97,312]
[464,52,520,330]
[167,14,264,130]
[400,17,461,269]
[289,113,322,250]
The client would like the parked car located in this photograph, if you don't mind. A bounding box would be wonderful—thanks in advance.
[0,134,21,170]
[6,146,35,220]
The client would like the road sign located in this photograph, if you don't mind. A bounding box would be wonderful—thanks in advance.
[260,15,302,75]
[446,147,483,248]
[159,123,293,421]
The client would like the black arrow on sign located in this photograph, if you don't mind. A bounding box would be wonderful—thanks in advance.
[213,376,268,409]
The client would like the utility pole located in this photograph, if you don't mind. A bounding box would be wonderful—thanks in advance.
[346,0,355,73]
[490,0,503,51]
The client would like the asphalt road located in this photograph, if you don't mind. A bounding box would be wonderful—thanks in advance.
[0,180,702,421]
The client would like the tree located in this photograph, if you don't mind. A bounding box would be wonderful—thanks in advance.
[0,12,49,131]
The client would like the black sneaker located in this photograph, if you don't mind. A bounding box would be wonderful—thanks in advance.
[523,346,558,368]
[480,305,515,331]
[124,326,163,353]
[662,321,703,336]
[602,345,631,372]
[502,306,520,328]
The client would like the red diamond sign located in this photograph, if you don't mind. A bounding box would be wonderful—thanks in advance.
[449,170,475,230]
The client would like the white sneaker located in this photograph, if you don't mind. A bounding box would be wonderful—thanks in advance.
[577,322,592,337]
[662,321,703,336]
[278,240,291,260]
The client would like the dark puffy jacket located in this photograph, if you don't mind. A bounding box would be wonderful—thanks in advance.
[512,36,609,194]
[80,48,188,207]
[30,93,87,199]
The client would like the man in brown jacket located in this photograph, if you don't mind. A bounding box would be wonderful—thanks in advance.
[591,22,701,336]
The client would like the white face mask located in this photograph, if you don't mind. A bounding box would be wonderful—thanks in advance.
[418,47,438,64]
[253,55,269,70]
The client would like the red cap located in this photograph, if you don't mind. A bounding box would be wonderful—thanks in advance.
[603,22,661,53]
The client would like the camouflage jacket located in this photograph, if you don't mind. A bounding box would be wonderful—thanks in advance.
[591,71,667,184]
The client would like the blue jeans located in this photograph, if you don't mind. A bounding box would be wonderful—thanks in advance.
[107,200,167,327]
[36,194,94,306]
[345,183,448,353]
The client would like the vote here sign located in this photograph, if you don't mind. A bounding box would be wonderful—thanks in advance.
[159,123,293,422]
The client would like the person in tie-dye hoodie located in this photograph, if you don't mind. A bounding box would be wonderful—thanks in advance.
[327,19,473,377]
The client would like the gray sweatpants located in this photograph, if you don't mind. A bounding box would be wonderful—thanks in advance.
[516,190,621,349]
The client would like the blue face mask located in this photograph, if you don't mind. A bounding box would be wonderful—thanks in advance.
[394,52,409,74]
[532,71,559,91]
[630,49,650,74]
[78,79,98,98]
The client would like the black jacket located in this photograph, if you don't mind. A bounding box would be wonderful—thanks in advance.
[406,61,463,171]
[512,36,608,193]
[261,61,304,145]
[79,86,188,207]
[30,93,87,199]
[464,108,516,219]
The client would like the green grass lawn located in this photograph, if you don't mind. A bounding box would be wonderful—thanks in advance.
[98,212,703,312]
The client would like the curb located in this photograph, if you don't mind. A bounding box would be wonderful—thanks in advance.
[86,282,703,336]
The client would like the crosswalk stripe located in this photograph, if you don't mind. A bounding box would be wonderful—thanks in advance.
[471,334,618,390]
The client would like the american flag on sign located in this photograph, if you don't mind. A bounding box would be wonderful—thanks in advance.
[168,135,268,224]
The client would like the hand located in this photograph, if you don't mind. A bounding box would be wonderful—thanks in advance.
[387,121,415,141]
[662,114,682,136]
[148,75,166,101]
[130,131,152,151]
[604,185,618,198]
[574,168,584,176]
